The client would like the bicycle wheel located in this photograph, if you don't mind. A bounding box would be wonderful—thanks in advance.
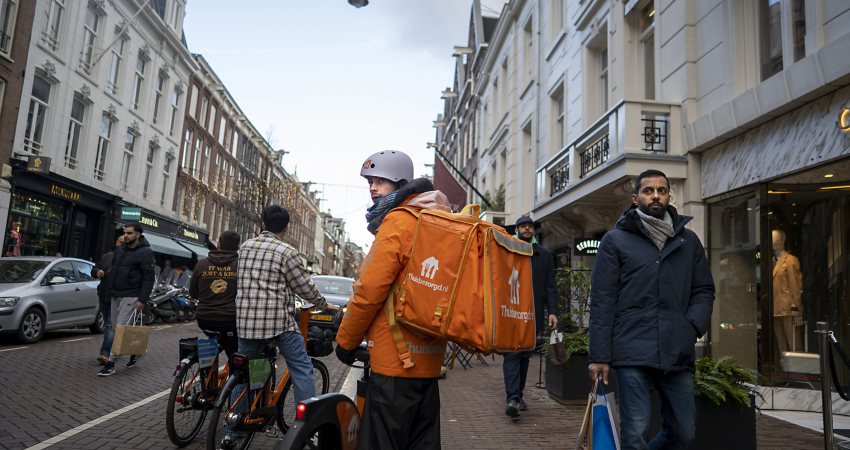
[166,358,207,447]
[206,379,255,450]
[277,359,330,434]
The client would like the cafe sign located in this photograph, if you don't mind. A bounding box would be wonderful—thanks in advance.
[574,238,602,256]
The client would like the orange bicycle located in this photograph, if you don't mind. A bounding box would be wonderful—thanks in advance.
[205,304,334,450]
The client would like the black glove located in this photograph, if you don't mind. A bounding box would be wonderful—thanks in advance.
[335,343,357,365]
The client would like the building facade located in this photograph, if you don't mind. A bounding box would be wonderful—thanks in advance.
[436,0,850,412]
[2,0,194,261]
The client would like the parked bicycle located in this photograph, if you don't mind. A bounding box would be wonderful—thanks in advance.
[276,342,370,449]
[166,330,232,446]
[206,303,334,450]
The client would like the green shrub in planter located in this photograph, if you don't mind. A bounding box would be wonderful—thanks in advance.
[694,355,762,408]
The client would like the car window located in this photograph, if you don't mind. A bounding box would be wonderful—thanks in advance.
[0,260,48,283]
[47,261,77,283]
[72,261,96,282]
[313,277,354,296]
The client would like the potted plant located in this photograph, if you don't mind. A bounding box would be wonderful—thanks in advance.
[650,355,760,449]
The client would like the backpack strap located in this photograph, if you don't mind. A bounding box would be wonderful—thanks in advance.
[384,286,415,368]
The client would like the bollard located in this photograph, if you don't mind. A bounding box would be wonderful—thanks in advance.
[817,321,834,450]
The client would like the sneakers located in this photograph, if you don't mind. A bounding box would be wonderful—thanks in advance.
[126,355,139,368]
[98,362,115,377]
[505,399,520,418]
[97,355,109,366]
[519,399,528,411]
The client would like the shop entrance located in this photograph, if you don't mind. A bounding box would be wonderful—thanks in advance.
[66,208,103,261]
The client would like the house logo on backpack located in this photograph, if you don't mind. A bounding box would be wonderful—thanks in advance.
[508,267,520,305]
[421,256,439,279]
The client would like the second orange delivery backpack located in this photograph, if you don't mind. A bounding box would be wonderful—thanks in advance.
[384,204,536,368]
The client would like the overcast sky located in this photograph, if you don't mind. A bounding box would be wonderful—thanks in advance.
[183,0,506,251]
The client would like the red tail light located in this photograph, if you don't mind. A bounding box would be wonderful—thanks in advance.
[296,403,307,421]
[231,355,248,367]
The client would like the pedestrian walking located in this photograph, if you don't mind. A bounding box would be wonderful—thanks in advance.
[502,215,558,418]
[588,169,715,449]
[93,234,125,365]
[335,150,449,449]
[190,230,240,362]
[97,223,156,377]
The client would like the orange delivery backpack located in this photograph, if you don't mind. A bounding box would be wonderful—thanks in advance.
[384,204,536,368]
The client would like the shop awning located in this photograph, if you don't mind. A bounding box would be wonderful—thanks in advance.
[175,240,210,258]
[145,233,192,258]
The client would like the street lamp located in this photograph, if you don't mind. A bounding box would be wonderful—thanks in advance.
[348,0,368,7]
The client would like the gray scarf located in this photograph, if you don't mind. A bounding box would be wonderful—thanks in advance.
[636,208,675,250]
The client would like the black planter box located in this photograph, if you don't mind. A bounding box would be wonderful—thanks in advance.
[650,393,756,450]
[545,353,618,402]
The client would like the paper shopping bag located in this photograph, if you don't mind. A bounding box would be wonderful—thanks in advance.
[548,330,568,366]
[575,380,600,450]
[111,311,150,356]
[591,381,620,450]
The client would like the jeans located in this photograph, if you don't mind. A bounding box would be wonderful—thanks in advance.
[502,350,532,402]
[238,331,316,402]
[617,367,695,450]
[99,299,113,356]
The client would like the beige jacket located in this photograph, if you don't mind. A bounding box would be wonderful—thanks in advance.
[772,252,802,317]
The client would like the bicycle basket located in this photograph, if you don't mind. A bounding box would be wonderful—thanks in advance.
[179,337,198,360]
[307,326,334,358]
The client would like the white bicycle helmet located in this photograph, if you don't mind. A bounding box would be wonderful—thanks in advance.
[360,150,414,184]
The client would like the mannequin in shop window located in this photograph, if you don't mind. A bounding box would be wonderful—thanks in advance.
[8,221,22,257]
[772,229,804,353]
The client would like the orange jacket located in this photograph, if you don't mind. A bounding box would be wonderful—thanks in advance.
[336,192,449,378]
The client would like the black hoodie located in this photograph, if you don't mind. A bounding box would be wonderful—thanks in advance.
[107,236,156,303]
[189,250,238,322]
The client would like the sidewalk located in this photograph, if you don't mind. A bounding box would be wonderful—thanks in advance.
[436,353,830,449]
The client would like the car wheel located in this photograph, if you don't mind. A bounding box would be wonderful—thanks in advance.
[89,308,106,334]
[18,308,45,344]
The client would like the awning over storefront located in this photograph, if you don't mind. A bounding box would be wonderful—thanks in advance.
[175,240,209,258]
[145,233,192,258]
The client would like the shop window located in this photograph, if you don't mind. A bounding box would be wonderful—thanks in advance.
[6,193,65,257]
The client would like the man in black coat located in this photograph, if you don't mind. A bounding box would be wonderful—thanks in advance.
[503,215,558,418]
[93,234,124,364]
[588,169,715,449]
[98,222,156,377]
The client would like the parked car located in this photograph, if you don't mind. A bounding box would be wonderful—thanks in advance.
[304,275,354,332]
[0,257,105,344]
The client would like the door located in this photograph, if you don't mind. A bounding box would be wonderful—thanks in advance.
[39,260,83,328]
[68,209,100,261]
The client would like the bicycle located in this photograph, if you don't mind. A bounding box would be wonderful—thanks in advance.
[166,329,232,447]
[206,304,334,450]
[276,343,371,449]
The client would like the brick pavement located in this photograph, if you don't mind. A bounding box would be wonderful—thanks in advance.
[438,353,829,450]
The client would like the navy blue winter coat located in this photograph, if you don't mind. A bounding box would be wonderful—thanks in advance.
[588,205,715,372]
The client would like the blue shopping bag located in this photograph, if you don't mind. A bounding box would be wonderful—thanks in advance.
[592,380,620,450]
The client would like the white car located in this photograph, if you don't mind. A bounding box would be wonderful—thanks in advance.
[0,257,105,343]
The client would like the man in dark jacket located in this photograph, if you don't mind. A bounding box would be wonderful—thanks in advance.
[93,235,124,364]
[98,222,156,377]
[503,215,559,418]
[588,169,715,449]
[190,231,240,362]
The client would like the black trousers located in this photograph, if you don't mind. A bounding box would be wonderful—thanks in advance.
[195,319,238,363]
[359,373,441,450]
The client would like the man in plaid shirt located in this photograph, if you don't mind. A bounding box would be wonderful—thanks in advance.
[236,205,338,404]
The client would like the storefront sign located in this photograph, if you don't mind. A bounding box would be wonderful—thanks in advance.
[574,238,601,256]
[50,184,80,202]
[26,156,51,174]
[839,107,850,131]
[140,216,159,229]
[182,228,199,240]
[120,207,142,221]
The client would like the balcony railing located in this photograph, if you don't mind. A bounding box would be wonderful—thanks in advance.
[549,162,569,196]
[641,114,668,152]
[579,135,609,178]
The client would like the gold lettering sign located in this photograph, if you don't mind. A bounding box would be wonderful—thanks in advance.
[140,216,159,228]
[839,107,850,131]
[50,184,80,201]
[183,229,199,240]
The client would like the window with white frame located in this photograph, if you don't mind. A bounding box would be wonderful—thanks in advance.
[161,152,172,207]
[550,0,564,41]
[79,5,99,73]
[759,0,806,81]
[42,0,63,51]
[523,17,533,87]
[202,142,210,183]
[214,152,221,190]
[0,0,18,57]
[106,38,125,95]
[219,159,227,193]
[181,128,191,169]
[551,84,565,152]
[120,130,137,190]
[143,142,157,199]
[192,136,202,178]
[152,72,165,125]
[188,84,197,119]
[600,47,609,112]
[63,95,85,169]
[218,117,226,144]
[171,2,182,31]
[0,79,5,121]
[94,114,113,181]
[169,87,181,135]
[229,129,237,156]
[131,53,147,110]
[208,104,217,134]
[640,3,655,100]
[199,96,208,128]
[24,75,51,155]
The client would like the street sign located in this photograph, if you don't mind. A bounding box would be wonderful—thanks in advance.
[120,207,142,221]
